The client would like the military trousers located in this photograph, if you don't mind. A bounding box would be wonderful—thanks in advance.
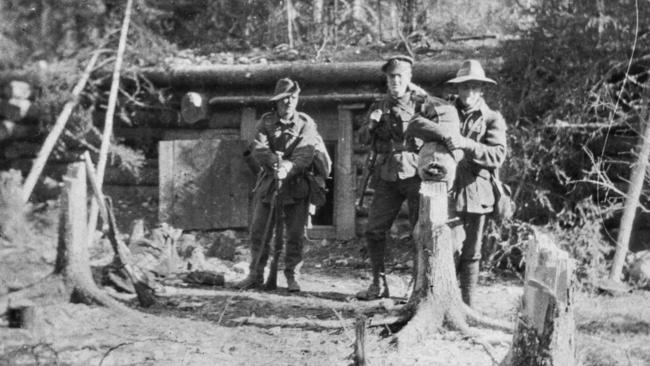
[249,195,309,276]
[365,176,421,269]
[457,212,486,264]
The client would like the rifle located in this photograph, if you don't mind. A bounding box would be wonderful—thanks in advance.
[357,136,377,208]
[248,183,278,285]
[265,156,285,290]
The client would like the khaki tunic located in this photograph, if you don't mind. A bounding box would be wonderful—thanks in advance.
[452,99,507,214]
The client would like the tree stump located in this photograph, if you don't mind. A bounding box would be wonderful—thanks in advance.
[353,315,367,366]
[2,162,128,315]
[7,299,36,329]
[397,180,470,345]
[393,141,511,350]
[502,229,576,366]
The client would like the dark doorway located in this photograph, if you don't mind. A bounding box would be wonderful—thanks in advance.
[311,140,336,225]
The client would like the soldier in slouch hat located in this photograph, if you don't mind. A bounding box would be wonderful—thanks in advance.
[234,78,330,293]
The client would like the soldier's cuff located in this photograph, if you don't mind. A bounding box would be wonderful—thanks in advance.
[462,138,478,153]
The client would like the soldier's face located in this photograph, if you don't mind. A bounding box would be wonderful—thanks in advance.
[276,93,299,119]
[458,82,483,108]
[386,69,412,98]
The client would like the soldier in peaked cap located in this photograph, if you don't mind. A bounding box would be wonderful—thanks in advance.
[444,59,507,307]
[234,78,331,293]
[355,55,432,300]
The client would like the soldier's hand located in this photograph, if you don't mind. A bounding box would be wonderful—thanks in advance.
[275,160,293,180]
[368,109,383,131]
[445,134,472,151]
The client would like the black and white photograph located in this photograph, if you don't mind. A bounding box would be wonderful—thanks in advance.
[1,1,649,365]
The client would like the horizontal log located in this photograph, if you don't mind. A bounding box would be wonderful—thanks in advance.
[181,92,208,124]
[207,93,384,105]
[139,60,502,88]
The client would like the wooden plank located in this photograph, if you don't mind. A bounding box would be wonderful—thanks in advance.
[239,107,257,143]
[229,141,256,227]
[158,141,174,224]
[335,106,356,240]
[159,139,254,230]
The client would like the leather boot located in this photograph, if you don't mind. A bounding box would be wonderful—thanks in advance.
[233,271,264,290]
[459,260,479,307]
[356,264,389,300]
[284,270,301,292]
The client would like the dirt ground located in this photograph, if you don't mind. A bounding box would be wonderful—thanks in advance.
[1,200,649,366]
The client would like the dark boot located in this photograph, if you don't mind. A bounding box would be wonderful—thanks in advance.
[284,270,301,292]
[233,271,264,290]
[459,260,479,307]
[356,263,389,300]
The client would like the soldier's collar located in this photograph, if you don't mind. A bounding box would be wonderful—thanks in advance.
[276,112,297,125]
[457,98,485,116]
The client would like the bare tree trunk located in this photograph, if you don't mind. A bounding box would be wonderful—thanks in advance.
[377,0,382,41]
[88,0,134,235]
[40,0,52,55]
[286,0,294,48]
[313,0,323,24]
[402,0,417,35]
[609,116,650,281]
[389,1,399,39]
[333,0,339,47]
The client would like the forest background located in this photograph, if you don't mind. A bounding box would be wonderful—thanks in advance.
[1,0,650,288]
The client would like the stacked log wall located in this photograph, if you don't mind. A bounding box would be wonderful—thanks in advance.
[0,61,485,235]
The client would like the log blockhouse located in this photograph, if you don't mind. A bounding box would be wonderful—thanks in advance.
[1,60,502,239]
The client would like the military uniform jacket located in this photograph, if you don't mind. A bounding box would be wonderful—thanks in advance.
[359,84,429,183]
[251,111,321,204]
[452,98,507,214]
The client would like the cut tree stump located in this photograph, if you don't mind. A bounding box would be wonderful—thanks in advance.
[7,299,36,329]
[502,229,576,366]
[2,162,129,315]
[382,141,512,355]
[354,315,367,366]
